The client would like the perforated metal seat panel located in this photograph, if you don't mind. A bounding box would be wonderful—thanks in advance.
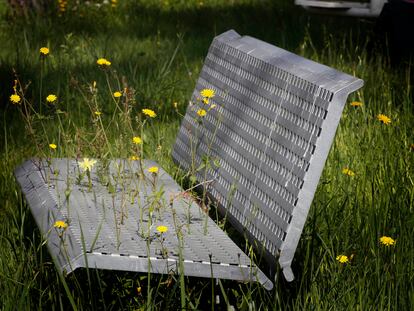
[172,30,363,281]
[15,158,272,289]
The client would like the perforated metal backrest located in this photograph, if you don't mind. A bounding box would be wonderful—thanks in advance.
[172,30,363,281]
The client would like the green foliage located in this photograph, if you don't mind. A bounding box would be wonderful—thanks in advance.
[0,0,413,310]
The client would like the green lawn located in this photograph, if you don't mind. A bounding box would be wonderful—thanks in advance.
[0,0,413,310]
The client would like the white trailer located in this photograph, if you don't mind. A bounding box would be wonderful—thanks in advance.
[295,0,387,17]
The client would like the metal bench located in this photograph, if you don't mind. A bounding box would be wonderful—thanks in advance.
[15,30,363,289]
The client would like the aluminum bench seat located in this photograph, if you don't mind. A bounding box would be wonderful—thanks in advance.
[15,158,273,289]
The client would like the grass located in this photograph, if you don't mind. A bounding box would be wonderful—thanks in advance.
[0,0,413,309]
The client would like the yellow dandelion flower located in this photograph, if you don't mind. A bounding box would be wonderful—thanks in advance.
[94,111,102,116]
[200,88,215,98]
[129,155,139,161]
[379,236,396,247]
[132,136,143,145]
[136,286,142,295]
[156,225,168,233]
[342,168,355,177]
[58,0,67,13]
[377,114,391,125]
[197,109,207,117]
[202,98,209,105]
[10,94,21,104]
[54,220,68,229]
[78,158,97,171]
[40,47,49,55]
[97,58,111,66]
[49,143,57,150]
[336,255,349,264]
[350,101,362,107]
[173,102,178,109]
[113,91,122,98]
[142,108,157,118]
[148,166,159,174]
[46,94,57,103]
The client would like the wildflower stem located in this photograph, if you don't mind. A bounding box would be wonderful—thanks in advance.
[138,120,147,179]
[105,71,123,115]
[171,209,186,310]
[87,170,92,191]
[98,116,114,158]
[202,112,221,235]
[39,58,44,115]
[146,205,153,308]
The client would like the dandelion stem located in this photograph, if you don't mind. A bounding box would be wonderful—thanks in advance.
[39,58,44,115]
